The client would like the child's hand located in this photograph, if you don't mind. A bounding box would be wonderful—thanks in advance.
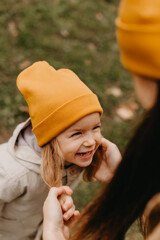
[94,138,122,183]
[58,192,80,222]
[43,186,79,240]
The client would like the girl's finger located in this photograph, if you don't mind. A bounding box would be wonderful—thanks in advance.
[64,210,80,229]
[74,210,80,217]
[49,186,73,199]
[61,196,73,212]
[63,205,75,221]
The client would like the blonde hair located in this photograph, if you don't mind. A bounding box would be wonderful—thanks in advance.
[41,139,103,188]
[41,139,64,188]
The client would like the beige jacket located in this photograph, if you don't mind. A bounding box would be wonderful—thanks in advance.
[0,119,82,240]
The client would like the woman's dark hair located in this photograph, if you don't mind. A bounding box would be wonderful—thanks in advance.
[71,82,160,240]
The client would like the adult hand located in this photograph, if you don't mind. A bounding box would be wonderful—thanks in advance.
[43,186,79,240]
[94,138,122,183]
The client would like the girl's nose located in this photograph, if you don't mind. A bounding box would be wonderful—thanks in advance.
[83,134,95,147]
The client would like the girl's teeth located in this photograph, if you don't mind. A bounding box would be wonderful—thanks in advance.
[78,151,91,155]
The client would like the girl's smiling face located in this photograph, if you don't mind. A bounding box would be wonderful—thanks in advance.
[56,113,102,167]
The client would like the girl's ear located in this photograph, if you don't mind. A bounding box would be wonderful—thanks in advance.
[41,140,63,188]
[83,146,103,182]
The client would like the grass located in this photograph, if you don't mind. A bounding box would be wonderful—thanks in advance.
[0,0,143,239]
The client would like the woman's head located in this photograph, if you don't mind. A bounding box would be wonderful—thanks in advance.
[116,0,160,109]
[116,0,160,79]
[17,61,103,146]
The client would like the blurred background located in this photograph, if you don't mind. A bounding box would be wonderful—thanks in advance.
[0,0,144,238]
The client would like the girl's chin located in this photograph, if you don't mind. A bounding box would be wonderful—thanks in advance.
[77,158,93,167]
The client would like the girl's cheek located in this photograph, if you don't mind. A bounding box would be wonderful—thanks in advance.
[96,132,102,143]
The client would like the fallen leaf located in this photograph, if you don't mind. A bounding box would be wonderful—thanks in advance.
[19,106,29,113]
[88,42,97,52]
[84,59,91,66]
[19,60,31,70]
[60,29,69,37]
[95,12,104,21]
[8,21,19,37]
[105,87,122,97]
[116,105,134,120]
[128,101,139,110]
[53,0,60,4]
[70,0,78,3]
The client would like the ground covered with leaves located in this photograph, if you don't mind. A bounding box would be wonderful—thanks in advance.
[0,0,144,239]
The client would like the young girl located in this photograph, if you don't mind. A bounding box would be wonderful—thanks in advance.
[0,61,121,240]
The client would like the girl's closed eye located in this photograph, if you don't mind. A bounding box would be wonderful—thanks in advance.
[71,132,82,137]
[93,125,101,130]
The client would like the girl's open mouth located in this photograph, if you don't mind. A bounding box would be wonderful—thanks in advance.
[76,150,94,159]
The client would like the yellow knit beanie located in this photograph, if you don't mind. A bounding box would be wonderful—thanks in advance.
[17,61,103,146]
[116,0,160,79]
